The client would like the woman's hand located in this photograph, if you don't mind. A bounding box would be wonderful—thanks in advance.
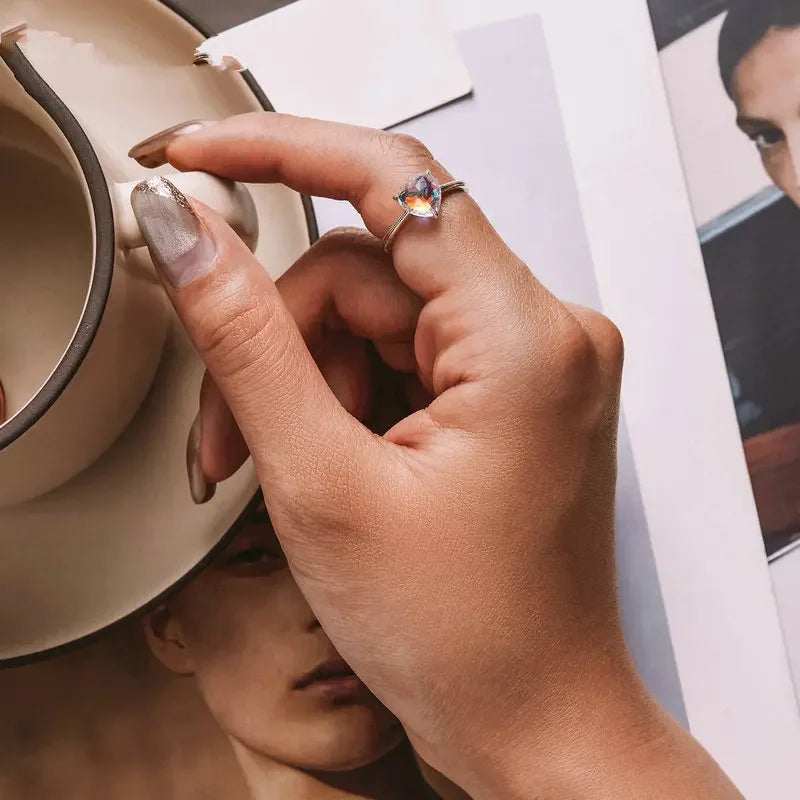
[129,113,742,800]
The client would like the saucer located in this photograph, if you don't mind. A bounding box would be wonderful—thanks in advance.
[0,0,316,663]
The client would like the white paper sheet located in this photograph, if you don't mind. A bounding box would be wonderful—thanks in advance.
[197,0,472,130]
[317,5,800,798]
[537,2,800,797]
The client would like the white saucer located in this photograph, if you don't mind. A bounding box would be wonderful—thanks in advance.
[0,0,315,662]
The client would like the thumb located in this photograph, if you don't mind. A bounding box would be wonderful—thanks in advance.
[130,176,374,508]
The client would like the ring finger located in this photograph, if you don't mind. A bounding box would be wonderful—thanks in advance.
[134,113,535,307]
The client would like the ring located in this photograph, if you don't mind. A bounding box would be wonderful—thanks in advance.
[383,171,468,253]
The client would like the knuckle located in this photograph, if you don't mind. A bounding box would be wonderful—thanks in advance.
[571,307,625,375]
[593,315,625,372]
[549,309,624,429]
[322,225,366,240]
[355,131,439,213]
[554,314,596,382]
[314,226,375,253]
[369,130,434,168]
[392,133,434,162]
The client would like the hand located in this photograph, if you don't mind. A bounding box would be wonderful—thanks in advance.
[129,113,743,800]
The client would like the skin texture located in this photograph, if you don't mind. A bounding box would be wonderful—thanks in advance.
[142,512,440,800]
[734,26,800,206]
[130,113,745,799]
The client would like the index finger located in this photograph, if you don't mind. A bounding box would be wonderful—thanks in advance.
[147,113,528,301]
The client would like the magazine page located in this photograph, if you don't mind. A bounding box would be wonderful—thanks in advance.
[645,0,800,694]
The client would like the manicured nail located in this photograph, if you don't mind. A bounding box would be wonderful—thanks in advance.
[187,412,216,505]
[131,177,218,289]
[128,120,215,168]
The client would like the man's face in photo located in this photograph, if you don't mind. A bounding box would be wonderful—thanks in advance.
[143,507,404,773]
[734,25,800,207]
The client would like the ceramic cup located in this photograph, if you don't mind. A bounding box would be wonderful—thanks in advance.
[0,38,257,508]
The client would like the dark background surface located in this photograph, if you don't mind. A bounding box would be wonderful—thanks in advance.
[648,0,729,49]
[176,0,291,32]
[704,197,800,441]
[703,197,800,552]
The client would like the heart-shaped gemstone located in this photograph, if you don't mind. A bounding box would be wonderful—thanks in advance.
[396,172,442,218]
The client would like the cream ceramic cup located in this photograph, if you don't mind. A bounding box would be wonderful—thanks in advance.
[0,38,257,508]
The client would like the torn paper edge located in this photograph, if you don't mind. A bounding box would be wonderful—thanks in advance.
[193,38,244,72]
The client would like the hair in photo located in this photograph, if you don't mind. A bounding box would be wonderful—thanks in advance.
[719,0,800,96]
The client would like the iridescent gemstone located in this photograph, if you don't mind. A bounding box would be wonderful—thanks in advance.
[396,171,442,218]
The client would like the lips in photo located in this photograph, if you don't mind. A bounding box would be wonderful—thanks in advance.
[293,659,364,700]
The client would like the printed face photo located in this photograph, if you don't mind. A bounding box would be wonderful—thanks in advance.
[717,6,800,555]
[0,498,446,800]
[733,25,800,207]
[142,502,405,774]
[644,4,800,710]
[647,1,800,557]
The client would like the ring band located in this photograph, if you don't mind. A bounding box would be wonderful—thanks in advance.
[383,172,468,253]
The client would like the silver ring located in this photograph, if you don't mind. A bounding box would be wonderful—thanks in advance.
[383,171,468,253]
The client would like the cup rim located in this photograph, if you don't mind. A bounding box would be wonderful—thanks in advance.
[0,43,115,452]
[0,0,320,668]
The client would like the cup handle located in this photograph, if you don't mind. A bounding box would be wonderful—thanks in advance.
[112,172,259,254]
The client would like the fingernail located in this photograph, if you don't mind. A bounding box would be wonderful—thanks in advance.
[128,119,215,168]
[187,413,216,505]
[131,177,218,289]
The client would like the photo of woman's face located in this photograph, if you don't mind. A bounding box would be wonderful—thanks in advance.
[733,26,800,207]
[144,504,404,773]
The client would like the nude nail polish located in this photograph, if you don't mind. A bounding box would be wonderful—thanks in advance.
[128,120,215,168]
[131,177,218,289]
[187,412,216,505]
